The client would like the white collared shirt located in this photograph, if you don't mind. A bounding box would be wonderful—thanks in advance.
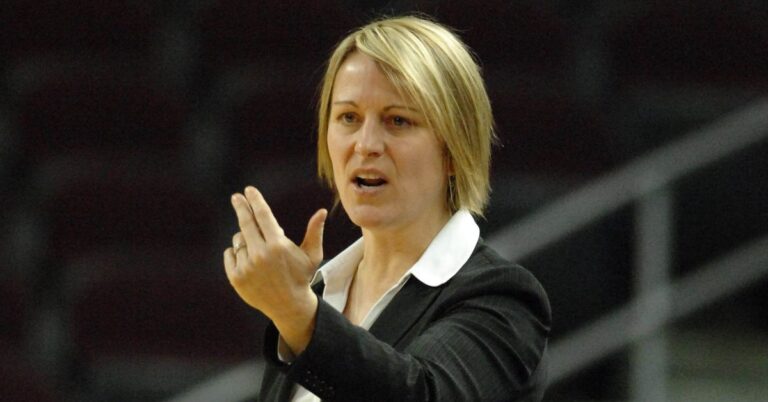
[285,210,480,402]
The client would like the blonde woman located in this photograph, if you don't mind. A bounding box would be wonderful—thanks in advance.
[224,16,551,402]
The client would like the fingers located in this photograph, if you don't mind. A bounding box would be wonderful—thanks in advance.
[244,186,285,241]
[230,186,324,266]
[232,232,249,260]
[225,232,247,281]
[223,247,238,281]
[231,192,265,251]
[224,187,327,318]
[232,232,245,251]
[300,208,327,266]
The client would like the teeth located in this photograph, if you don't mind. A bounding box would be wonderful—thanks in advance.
[357,173,381,180]
[356,176,386,187]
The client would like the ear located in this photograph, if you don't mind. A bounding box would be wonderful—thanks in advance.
[447,174,458,211]
[442,147,455,176]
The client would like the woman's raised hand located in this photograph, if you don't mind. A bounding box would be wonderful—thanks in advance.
[223,186,327,354]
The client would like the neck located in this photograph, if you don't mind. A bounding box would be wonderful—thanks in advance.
[343,208,452,325]
[357,208,452,285]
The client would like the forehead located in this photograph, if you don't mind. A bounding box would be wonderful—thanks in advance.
[331,51,409,103]
[336,51,379,79]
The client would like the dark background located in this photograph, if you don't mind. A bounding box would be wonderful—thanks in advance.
[1,1,767,401]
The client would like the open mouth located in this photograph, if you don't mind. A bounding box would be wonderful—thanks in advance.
[354,176,387,188]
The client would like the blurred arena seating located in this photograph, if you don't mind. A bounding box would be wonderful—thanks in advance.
[0,277,28,345]
[425,0,573,71]
[61,246,267,400]
[0,339,59,402]
[0,0,162,65]
[15,67,188,165]
[609,1,768,88]
[0,1,766,401]
[196,0,355,66]
[488,86,616,177]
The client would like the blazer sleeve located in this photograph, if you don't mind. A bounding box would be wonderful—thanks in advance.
[261,248,551,402]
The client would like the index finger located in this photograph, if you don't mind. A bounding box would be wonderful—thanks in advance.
[231,192,266,250]
[244,186,285,242]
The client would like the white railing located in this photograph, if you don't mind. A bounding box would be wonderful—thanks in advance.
[546,234,768,384]
[487,97,768,401]
[486,98,768,262]
[167,98,768,402]
[165,360,265,402]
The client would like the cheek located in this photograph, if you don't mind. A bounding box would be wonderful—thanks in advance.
[401,143,447,189]
[326,134,348,184]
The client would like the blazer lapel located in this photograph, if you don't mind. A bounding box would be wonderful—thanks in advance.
[312,281,326,295]
[368,277,443,346]
[263,279,439,400]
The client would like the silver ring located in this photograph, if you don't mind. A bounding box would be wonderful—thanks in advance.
[233,243,246,254]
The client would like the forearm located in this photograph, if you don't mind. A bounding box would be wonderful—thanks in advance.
[265,295,548,402]
[267,299,432,401]
[270,289,319,356]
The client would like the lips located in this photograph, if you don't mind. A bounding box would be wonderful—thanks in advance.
[350,169,388,189]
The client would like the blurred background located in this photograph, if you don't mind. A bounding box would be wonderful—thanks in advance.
[1,0,767,401]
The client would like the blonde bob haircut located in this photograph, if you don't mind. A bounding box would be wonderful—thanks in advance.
[317,15,495,216]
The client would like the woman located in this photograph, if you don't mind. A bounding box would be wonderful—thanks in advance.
[224,16,551,402]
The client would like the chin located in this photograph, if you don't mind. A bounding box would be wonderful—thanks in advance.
[343,203,394,230]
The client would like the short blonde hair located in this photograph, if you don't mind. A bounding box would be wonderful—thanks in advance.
[317,15,495,216]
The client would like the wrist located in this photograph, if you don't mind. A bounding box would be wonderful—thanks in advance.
[272,289,318,356]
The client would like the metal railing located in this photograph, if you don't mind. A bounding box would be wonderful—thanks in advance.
[487,97,768,400]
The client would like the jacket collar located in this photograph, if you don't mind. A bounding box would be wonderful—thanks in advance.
[312,209,479,288]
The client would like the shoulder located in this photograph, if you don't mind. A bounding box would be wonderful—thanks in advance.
[412,238,551,397]
[444,238,551,321]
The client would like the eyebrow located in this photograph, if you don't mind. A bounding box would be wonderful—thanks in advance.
[332,100,420,113]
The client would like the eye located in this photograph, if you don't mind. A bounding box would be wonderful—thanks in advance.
[387,115,413,128]
[339,112,358,124]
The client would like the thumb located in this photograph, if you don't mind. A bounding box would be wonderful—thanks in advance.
[300,208,327,267]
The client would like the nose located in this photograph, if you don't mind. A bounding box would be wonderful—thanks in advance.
[354,117,385,157]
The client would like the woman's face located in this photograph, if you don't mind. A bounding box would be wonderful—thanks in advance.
[327,51,451,234]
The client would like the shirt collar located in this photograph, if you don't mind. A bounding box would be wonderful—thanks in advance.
[312,209,479,288]
[409,209,480,286]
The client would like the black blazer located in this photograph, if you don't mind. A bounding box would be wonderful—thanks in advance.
[258,239,551,402]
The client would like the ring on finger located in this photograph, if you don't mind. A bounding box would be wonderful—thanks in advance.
[233,242,246,254]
